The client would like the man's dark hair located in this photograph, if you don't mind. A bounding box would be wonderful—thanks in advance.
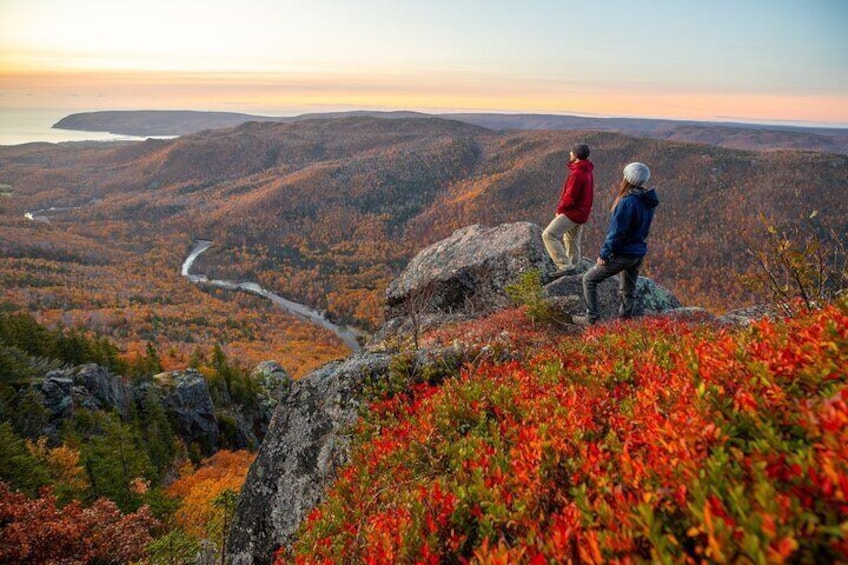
[571,143,590,160]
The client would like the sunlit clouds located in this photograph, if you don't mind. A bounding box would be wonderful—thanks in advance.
[2,0,847,125]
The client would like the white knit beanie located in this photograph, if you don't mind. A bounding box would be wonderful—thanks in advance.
[623,162,650,187]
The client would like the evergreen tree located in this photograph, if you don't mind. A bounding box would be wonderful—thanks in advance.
[0,311,127,375]
[134,386,177,478]
[147,529,199,565]
[4,388,49,440]
[0,422,50,496]
[70,411,155,512]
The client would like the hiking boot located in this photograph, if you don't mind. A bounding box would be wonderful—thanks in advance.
[549,267,578,279]
[572,314,596,327]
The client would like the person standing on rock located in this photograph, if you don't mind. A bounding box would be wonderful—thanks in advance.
[542,142,594,279]
[574,162,658,326]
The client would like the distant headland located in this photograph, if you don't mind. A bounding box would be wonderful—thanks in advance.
[53,110,848,154]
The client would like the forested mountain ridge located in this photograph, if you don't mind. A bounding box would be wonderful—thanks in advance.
[54,109,848,155]
[2,117,847,373]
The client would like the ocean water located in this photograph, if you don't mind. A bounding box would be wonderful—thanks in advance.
[0,108,152,146]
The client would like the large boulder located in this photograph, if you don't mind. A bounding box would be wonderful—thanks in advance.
[228,352,391,565]
[542,258,682,320]
[156,369,219,453]
[228,349,466,565]
[385,222,554,318]
[376,222,554,346]
[35,364,133,441]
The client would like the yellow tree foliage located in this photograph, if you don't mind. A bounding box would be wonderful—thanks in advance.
[166,449,254,540]
[26,437,90,500]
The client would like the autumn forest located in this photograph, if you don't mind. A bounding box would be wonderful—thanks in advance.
[2,117,846,375]
[1,115,847,562]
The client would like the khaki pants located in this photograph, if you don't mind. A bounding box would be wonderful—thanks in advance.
[542,214,583,270]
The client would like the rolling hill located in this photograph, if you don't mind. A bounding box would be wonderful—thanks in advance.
[2,116,847,371]
[54,110,848,155]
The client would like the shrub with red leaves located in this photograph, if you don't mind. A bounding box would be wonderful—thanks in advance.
[0,482,159,564]
[281,301,848,563]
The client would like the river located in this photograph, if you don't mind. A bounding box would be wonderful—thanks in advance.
[23,205,83,223]
[181,240,364,352]
[21,203,366,352]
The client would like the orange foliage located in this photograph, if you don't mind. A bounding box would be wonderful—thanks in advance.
[166,449,255,539]
[26,437,90,497]
[2,119,846,381]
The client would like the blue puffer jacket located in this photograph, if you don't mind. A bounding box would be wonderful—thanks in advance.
[599,188,659,260]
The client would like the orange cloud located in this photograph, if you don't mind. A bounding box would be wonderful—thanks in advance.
[2,69,846,126]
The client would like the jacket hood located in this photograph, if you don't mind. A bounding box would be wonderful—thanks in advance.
[568,159,594,173]
[631,187,659,208]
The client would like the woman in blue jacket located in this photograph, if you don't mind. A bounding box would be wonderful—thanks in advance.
[574,162,659,326]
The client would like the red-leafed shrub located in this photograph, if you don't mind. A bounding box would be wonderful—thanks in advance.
[281,300,848,563]
[0,482,159,564]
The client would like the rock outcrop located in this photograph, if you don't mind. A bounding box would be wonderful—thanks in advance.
[375,222,554,346]
[39,363,132,414]
[228,349,465,564]
[29,361,288,453]
[541,258,681,320]
[385,222,553,316]
[36,364,133,440]
[155,370,220,452]
[374,223,682,346]
[32,363,134,441]
[229,222,685,564]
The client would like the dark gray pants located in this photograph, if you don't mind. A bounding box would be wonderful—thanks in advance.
[582,255,644,322]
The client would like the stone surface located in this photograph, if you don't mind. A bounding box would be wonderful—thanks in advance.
[228,352,391,565]
[156,369,219,453]
[228,349,466,565]
[246,360,293,442]
[385,222,554,319]
[250,360,292,409]
[542,295,585,323]
[377,222,553,347]
[659,307,718,322]
[40,363,132,415]
[36,364,133,440]
[717,304,783,327]
[542,259,682,320]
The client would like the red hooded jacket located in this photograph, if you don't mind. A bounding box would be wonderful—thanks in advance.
[556,159,594,224]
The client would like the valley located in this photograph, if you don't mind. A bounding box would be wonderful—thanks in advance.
[2,116,847,374]
[181,239,364,350]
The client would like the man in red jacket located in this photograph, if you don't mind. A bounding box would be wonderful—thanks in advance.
[542,142,594,278]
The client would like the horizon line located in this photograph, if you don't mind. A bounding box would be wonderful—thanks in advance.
[44,107,848,131]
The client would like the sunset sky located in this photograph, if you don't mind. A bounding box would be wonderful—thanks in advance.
[2,0,847,125]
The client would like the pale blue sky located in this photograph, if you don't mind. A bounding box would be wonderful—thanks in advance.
[2,0,847,124]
